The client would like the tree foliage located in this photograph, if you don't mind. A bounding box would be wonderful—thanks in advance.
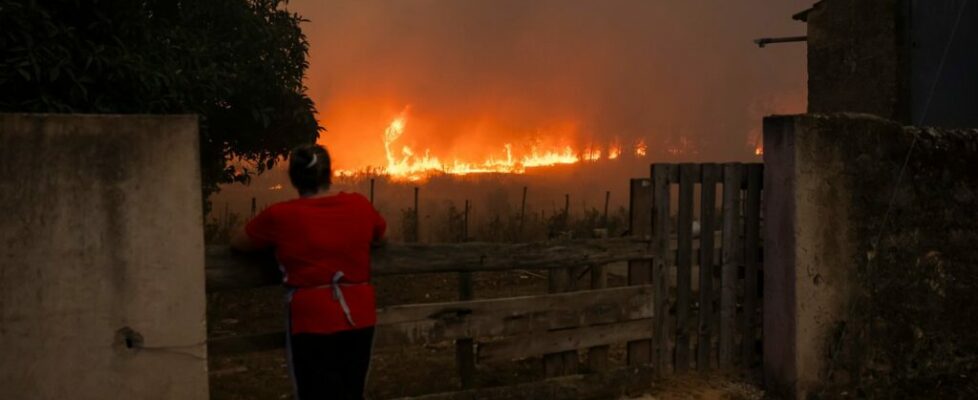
[0,0,321,199]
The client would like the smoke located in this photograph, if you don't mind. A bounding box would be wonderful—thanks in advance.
[289,0,812,171]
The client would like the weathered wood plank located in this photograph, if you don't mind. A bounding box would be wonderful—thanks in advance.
[719,163,743,367]
[626,178,653,366]
[377,284,652,333]
[675,164,696,372]
[205,238,652,292]
[628,179,653,245]
[479,319,654,363]
[697,163,719,370]
[208,285,656,357]
[742,163,763,367]
[652,164,672,372]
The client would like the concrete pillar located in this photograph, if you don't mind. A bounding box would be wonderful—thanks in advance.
[761,114,872,398]
[0,114,208,399]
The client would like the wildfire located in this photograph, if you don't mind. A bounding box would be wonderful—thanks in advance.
[608,143,621,160]
[635,139,648,157]
[346,114,652,181]
[582,145,602,162]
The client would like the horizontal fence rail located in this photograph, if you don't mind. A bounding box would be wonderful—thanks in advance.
[209,284,654,357]
[205,238,652,292]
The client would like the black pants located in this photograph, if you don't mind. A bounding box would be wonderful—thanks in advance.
[289,327,375,400]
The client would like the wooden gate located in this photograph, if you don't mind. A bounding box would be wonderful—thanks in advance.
[628,163,764,372]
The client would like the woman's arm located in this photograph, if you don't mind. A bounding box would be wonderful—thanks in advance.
[230,227,265,252]
[233,206,276,252]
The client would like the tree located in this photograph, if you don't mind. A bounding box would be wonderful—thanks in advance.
[0,0,321,202]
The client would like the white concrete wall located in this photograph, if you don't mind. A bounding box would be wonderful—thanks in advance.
[0,114,208,400]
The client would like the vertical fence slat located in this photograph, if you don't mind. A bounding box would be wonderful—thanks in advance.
[369,178,375,204]
[675,164,696,372]
[406,186,421,243]
[719,163,743,367]
[544,268,577,377]
[627,178,653,366]
[652,164,671,372]
[588,224,610,372]
[456,285,475,388]
[742,164,763,366]
[697,164,719,370]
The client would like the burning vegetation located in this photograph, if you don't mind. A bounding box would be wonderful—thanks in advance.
[334,111,656,182]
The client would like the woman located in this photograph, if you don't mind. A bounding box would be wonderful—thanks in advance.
[232,144,386,399]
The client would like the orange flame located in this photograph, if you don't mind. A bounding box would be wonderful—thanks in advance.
[635,139,647,157]
[376,115,589,181]
[582,145,602,162]
[340,113,654,181]
[608,142,621,160]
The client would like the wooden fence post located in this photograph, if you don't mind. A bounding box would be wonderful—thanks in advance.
[674,164,697,372]
[455,198,475,388]
[742,164,763,366]
[563,193,570,232]
[603,190,611,226]
[627,178,653,366]
[415,187,420,242]
[518,186,528,238]
[370,178,375,204]
[697,164,719,370]
[544,266,577,377]
[651,164,672,372]
[587,226,610,372]
[719,163,743,367]
[463,200,470,241]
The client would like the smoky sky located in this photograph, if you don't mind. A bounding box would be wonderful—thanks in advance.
[288,0,813,169]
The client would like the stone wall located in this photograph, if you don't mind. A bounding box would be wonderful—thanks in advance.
[763,112,978,398]
[0,114,208,399]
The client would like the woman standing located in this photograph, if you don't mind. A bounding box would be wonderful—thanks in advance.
[232,144,386,399]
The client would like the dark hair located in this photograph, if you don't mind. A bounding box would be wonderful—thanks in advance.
[288,144,332,195]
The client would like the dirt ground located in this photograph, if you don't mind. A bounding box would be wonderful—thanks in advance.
[208,264,763,399]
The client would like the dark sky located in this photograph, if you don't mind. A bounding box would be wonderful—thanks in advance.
[288,0,814,170]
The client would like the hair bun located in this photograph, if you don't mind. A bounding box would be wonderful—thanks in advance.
[288,144,332,195]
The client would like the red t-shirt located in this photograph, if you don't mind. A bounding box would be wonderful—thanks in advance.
[245,192,386,334]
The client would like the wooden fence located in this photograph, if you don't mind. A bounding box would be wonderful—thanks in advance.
[206,162,763,398]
